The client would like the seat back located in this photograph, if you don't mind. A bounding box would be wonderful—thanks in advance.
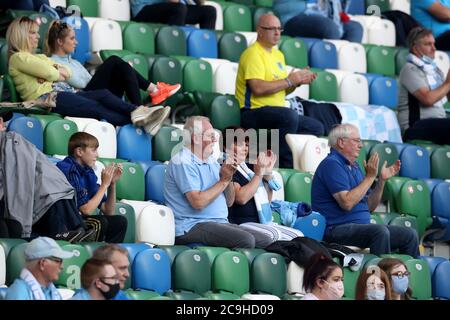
[123,22,155,55]
[132,248,171,294]
[117,125,152,162]
[210,95,241,130]
[116,162,145,200]
[309,70,338,102]
[150,57,183,90]
[285,134,316,171]
[145,164,166,203]
[251,253,287,297]
[369,76,398,109]
[286,261,305,295]
[218,32,247,63]
[212,61,238,94]
[292,212,326,241]
[136,204,175,245]
[98,0,130,21]
[366,45,396,76]
[44,119,78,156]
[279,38,308,69]
[223,4,252,32]
[115,202,137,243]
[7,116,43,151]
[212,251,249,296]
[300,137,330,174]
[90,19,122,52]
[172,249,211,295]
[158,245,190,265]
[335,42,366,73]
[433,261,450,299]
[156,26,187,56]
[152,126,184,162]
[430,147,450,179]
[67,0,98,17]
[405,259,432,300]
[187,29,218,58]
[367,18,396,47]
[55,244,90,289]
[183,59,213,93]
[399,145,430,179]
[84,121,117,158]
[369,143,399,174]
[271,170,285,201]
[284,172,313,204]
[309,40,337,69]
[383,176,411,212]
[435,50,450,78]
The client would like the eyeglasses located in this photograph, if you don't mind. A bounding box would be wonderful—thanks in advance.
[259,26,284,32]
[46,256,63,264]
[391,271,410,279]
[342,137,362,144]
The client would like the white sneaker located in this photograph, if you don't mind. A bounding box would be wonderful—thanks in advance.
[143,106,171,136]
[131,106,153,126]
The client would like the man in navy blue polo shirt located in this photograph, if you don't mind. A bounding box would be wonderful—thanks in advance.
[312,124,419,257]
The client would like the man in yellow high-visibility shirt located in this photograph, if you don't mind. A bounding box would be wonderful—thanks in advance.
[236,14,324,168]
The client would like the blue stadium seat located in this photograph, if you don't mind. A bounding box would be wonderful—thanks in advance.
[117,124,152,162]
[292,211,326,241]
[368,76,398,109]
[429,182,450,241]
[421,178,443,195]
[7,116,43,151]
[137,160,162,176]
[63,16,91,65]
[179,25,197,38]
[145,163,166,203]
[132,248,171,295]
[308,40,337,69]
[419,256,447,278]
[120,243,153,289]
[362,72,381,86]
[187,29,218,59]
[433,261,450,299]
[347,0,365,14]
[399,145,430,179]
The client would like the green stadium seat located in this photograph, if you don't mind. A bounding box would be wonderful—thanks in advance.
[0,43,8,76]
[155,26,187,56]
[212,251,249,296]
[368,142,399,175]
[183,59,213,93]
[218,32,247,63]
[152,126,183,162]
[172,249,211,295]
[123,23,155,55]
[55,244,90,289]
[150,56,184,106]
[116,162,145,200]
[210,95,241,131]
[250,253,287,297]
[366,45,396,77]
[114,202,136,243]
[43,119,78,156]
[274,168,297,186]
[395,47,409,75]
[158,245,190,265]
[81,242,105,257]
[125,289,161,300]
[430,146,450,179]
[99,49,133,61]
[234,248,266,266]
[30,114,62,131]
[196,246,230,265]
[280,38,308,69]
[29,13,54,50]
[67,0,98,17]
[343,253,379,299]
[382,176,411,212]
[309,69,338,102]
[405,259,432,300]
[223,4,252,32]
[122,53,149,100]
[193,91,222,116]
[362,139,381,156]
[284,172,313,204]
[5,242,27,286]
[356,145,367,175]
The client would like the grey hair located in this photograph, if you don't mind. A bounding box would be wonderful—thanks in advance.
[183,116,211,146]
[407,27,433,51]
[328,123,359,148]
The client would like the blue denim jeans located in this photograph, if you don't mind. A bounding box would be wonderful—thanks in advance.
[241,107,325,168]
[284,14,364,43]
[325,223,420,258]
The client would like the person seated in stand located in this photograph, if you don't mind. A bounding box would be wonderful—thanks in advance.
[57,132,127,243]
[71,258,120,300]
[355,266,392,300]
[1,110,94,242]
[6,237,74,300]
[302,253,344,300]
[7,16,168,131]
[130,0,217,30]
[225,126,304,243]
[45,20,180,106]
[378,257,413,300]
[397,27,450,145]
[164,116,273,249]
[311,123,420,258]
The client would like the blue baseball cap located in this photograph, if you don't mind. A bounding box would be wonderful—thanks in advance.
[25,237,74,260]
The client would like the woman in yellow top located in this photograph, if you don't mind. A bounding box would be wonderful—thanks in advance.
[6,16,157,128]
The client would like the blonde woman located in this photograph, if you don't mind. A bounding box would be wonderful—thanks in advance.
[6,16,160,129]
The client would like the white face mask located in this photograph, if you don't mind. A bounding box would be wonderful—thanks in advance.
[323,280,344,300]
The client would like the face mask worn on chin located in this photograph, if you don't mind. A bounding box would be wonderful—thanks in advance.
[323,280,344,300]
[391,275,409,294]
[366,288,385,300]
[100,280,120,300]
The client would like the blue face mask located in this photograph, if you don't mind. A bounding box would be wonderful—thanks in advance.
[366,288,385,300]
[391,275,409,294]
[421,55,436,66]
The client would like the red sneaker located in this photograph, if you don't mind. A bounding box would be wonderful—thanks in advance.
[150,82,181,105]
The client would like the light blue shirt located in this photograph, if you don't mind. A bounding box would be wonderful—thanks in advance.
[164,147,229,236]
[129,0,167,17]
[6,279,61,300]
[411,0,450,38]
[50,54,92,89]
